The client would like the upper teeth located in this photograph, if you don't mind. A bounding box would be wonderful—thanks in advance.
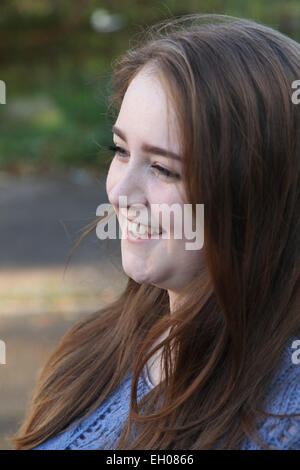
[127,220,161,237]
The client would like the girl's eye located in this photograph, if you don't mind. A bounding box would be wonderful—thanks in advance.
[107,145,128,157]
[107,145,181,180]
[151,164,180,180]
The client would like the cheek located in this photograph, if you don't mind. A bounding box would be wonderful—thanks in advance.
[150,186,184,220]
[172,240,204,277]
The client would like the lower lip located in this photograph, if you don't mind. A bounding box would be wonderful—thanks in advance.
[126,227,164,243]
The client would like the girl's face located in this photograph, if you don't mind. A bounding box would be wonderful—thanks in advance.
[106,66,204,293]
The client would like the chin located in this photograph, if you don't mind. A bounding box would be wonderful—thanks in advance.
[122,264,150,285]
[127,272,153,286]
[122,261,161,286]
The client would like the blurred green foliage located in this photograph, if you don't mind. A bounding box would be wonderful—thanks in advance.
[0,0,299,175]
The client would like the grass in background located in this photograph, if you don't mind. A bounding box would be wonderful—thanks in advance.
[0,58,115,175]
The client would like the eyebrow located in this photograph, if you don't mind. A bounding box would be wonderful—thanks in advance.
[112,125,181,161]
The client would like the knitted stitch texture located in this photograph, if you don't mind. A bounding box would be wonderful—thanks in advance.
[32,337,300,450]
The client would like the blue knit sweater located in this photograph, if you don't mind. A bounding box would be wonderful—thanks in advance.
[32,338,300,450]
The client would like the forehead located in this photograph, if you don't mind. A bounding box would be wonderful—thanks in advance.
[115,68,180,152]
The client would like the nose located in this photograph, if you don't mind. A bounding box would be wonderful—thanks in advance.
[106,157,149,216]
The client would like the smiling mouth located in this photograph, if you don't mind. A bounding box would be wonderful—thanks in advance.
[127,219,163,238]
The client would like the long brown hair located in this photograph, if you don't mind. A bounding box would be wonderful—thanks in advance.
[9,14,300,450]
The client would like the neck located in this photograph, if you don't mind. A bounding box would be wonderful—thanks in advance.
[146,290,182,387]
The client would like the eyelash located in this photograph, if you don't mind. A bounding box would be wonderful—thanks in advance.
[107,145,181,180]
